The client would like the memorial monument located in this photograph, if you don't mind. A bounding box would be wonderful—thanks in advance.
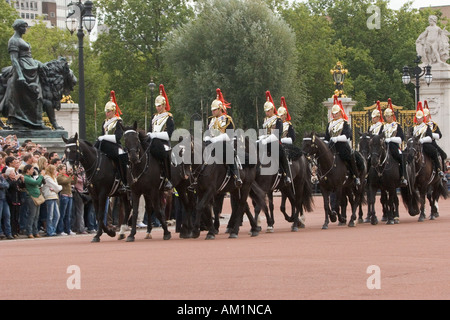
[0,19,77,152]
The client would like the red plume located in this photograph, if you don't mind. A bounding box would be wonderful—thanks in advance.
[216,88,231,114]
[414,101,424,124]
[387,98,396,122]
[159,84,171,111]
[376,100,384,122]
[266,91,277,115]
[110,90,122,117]
[280,96,291,121]
[333,95,348,121]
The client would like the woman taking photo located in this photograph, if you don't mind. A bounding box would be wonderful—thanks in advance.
[42,165,62,237]
[23,164,44,238]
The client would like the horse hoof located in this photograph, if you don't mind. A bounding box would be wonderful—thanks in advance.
[205,234,215,240]
[225,228,230,234]
[126,236,135,242]
[91,237,100,243]
[386,220,394,225]
[106,230,116,237]
[358,218,364,224]
[266,226,274,233]
[250,230,259,237]
[364,217,371,223]
[229,233,238,239]
[338,222,346,226]
[329,211,337,223]
[322,225,328,230]
[145,233,152,239]
[371,216,378,225]
[394,218,400,224]
[117,234,125,240]
[348,221,355,227]
[163,233,171,240]
[418,216,425,222]
[429,215,435,220]
[291,226,299,232]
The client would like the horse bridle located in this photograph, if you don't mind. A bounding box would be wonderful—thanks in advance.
[123,129,151,184]
[64,139,100,186]
[303,135,335,181]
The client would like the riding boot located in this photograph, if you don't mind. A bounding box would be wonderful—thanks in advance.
[118,153,129,192]
[349,153,360,186]
[162,156,173,191]
[398,154,408,187]
[229,163,242,188]
[280,148,292,185]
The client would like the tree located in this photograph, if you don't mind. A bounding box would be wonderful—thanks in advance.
[163,0,303,132]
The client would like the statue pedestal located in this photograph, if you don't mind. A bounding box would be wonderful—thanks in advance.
[57,103,79,138]
[420,63,450,160]
[323,97,357,123]
[1,129,68,155]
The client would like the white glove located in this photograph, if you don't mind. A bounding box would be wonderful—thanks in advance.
[210,133,230,144]
[98,135,116,143]
[336,135,348,142]
[390,137,402,145]
[148,131,169,141]
[419,136,432,144]
[203,135,211,142]
[432,133,440,140]
[261,134,279,145]
[385,137,391,143]
[281,137,293,145]
[330,137,337,143]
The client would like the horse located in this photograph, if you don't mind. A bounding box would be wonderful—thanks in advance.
[404,136,448,221]
[302,132,365,229]
[366,134,403,225]
[120,122,172,241]
[62,133,131,242]
[252,143,313,232]
[191,139,268,239]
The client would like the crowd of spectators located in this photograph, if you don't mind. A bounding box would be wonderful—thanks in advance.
[0,134,97,240]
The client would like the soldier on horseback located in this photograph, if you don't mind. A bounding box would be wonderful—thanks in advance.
[423,101,447,173]
[260,91,291,185]
[148,84,174,190]
[324,98,360,186]
[413,104,447,183]
[95,91,128,192]
[204,88,242,187]
[278,96,295,145]
[365,100,385,180]
[381,100,408,187]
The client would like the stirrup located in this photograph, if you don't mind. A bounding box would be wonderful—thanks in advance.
[187,181,197,192]
[235,177,243,188]
[354,177,361,186]
[400,177,408,187]
[164,179,173,191]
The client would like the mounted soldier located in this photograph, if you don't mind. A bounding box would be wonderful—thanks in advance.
[413,102,447,183]
[369,100,384,136]
[278,96,295,145]
[94,90,128,192]
[324,95,360,186]
[260,91,291,185]
[423,100,447,173]
[148,84,174,190]
[381,98,408,187]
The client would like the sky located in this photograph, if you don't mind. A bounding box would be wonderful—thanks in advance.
[388,0,449,10]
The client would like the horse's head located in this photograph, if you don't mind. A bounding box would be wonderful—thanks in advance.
[406,135,421,165]
[62,132,81,172]
[369,134,386,167]
[302,131,320,160]
[358,132,371,160]
[122,121,143,165]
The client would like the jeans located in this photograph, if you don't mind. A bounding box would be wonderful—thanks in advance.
[25,195,40,236]
[45,199,60,236]
[0,199,12,236]
[57,195,73,234]
[84,201,97,231]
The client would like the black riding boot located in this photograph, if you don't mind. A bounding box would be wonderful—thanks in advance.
[349,153,360,186]
[228,163,242,188]
[162,156,173,191]
[279,149,292,185]
[118,153,129,191]
[398,154,408,187]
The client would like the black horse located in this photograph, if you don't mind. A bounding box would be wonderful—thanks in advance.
[403,136,448,221]
[191,139,268,239]
[62,133,131,242]
[367,134,402,225]
[121,123,172,241]
[302,132,365,229]
[252,143,313,232]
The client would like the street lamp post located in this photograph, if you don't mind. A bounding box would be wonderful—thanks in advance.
[402,55,432,107]
[66,0,96,140]
[330,61,348,98]
[146,79,156,132]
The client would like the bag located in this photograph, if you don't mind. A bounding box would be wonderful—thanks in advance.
[31,194,46,206]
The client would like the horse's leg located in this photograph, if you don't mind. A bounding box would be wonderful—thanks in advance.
[337,190,347,226]
[91,197,103,242]
[144,202,153,239]
[347,191,358,227]
[125,192,140,242]
[321,189,332,229]
[118,192,130,240]
[266,192,275,232]
[393,192,400,224]
[244,202,260,237]
[193,189,214,238]
[213,194,225,234]
[385,188,395,225]
[418,188,427,222]
[367,185,378,225]
[178,189,194,238]
[153,191,172,240]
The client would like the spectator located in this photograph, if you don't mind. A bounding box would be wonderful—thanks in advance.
[42,165,62,237]
[37,156,49,232]
[0,170,13,239]
[5,167,24,238]
[56,165,76,236]
[72,167,87,234]
[23,164,44,238]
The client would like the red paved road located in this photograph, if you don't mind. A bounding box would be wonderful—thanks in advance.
[1,194,449,300]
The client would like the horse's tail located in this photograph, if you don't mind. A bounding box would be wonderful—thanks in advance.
[300,160,314,212]
[436,179,448,200]
[400,186,420,216]
[249,182,268,214]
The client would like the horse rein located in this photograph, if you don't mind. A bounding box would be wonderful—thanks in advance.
[303,136,336,182]
[123,130,152,184]
[65,141,100,187]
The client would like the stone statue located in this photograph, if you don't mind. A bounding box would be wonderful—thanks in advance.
[416,15,450,65]
[0,19,77,130]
